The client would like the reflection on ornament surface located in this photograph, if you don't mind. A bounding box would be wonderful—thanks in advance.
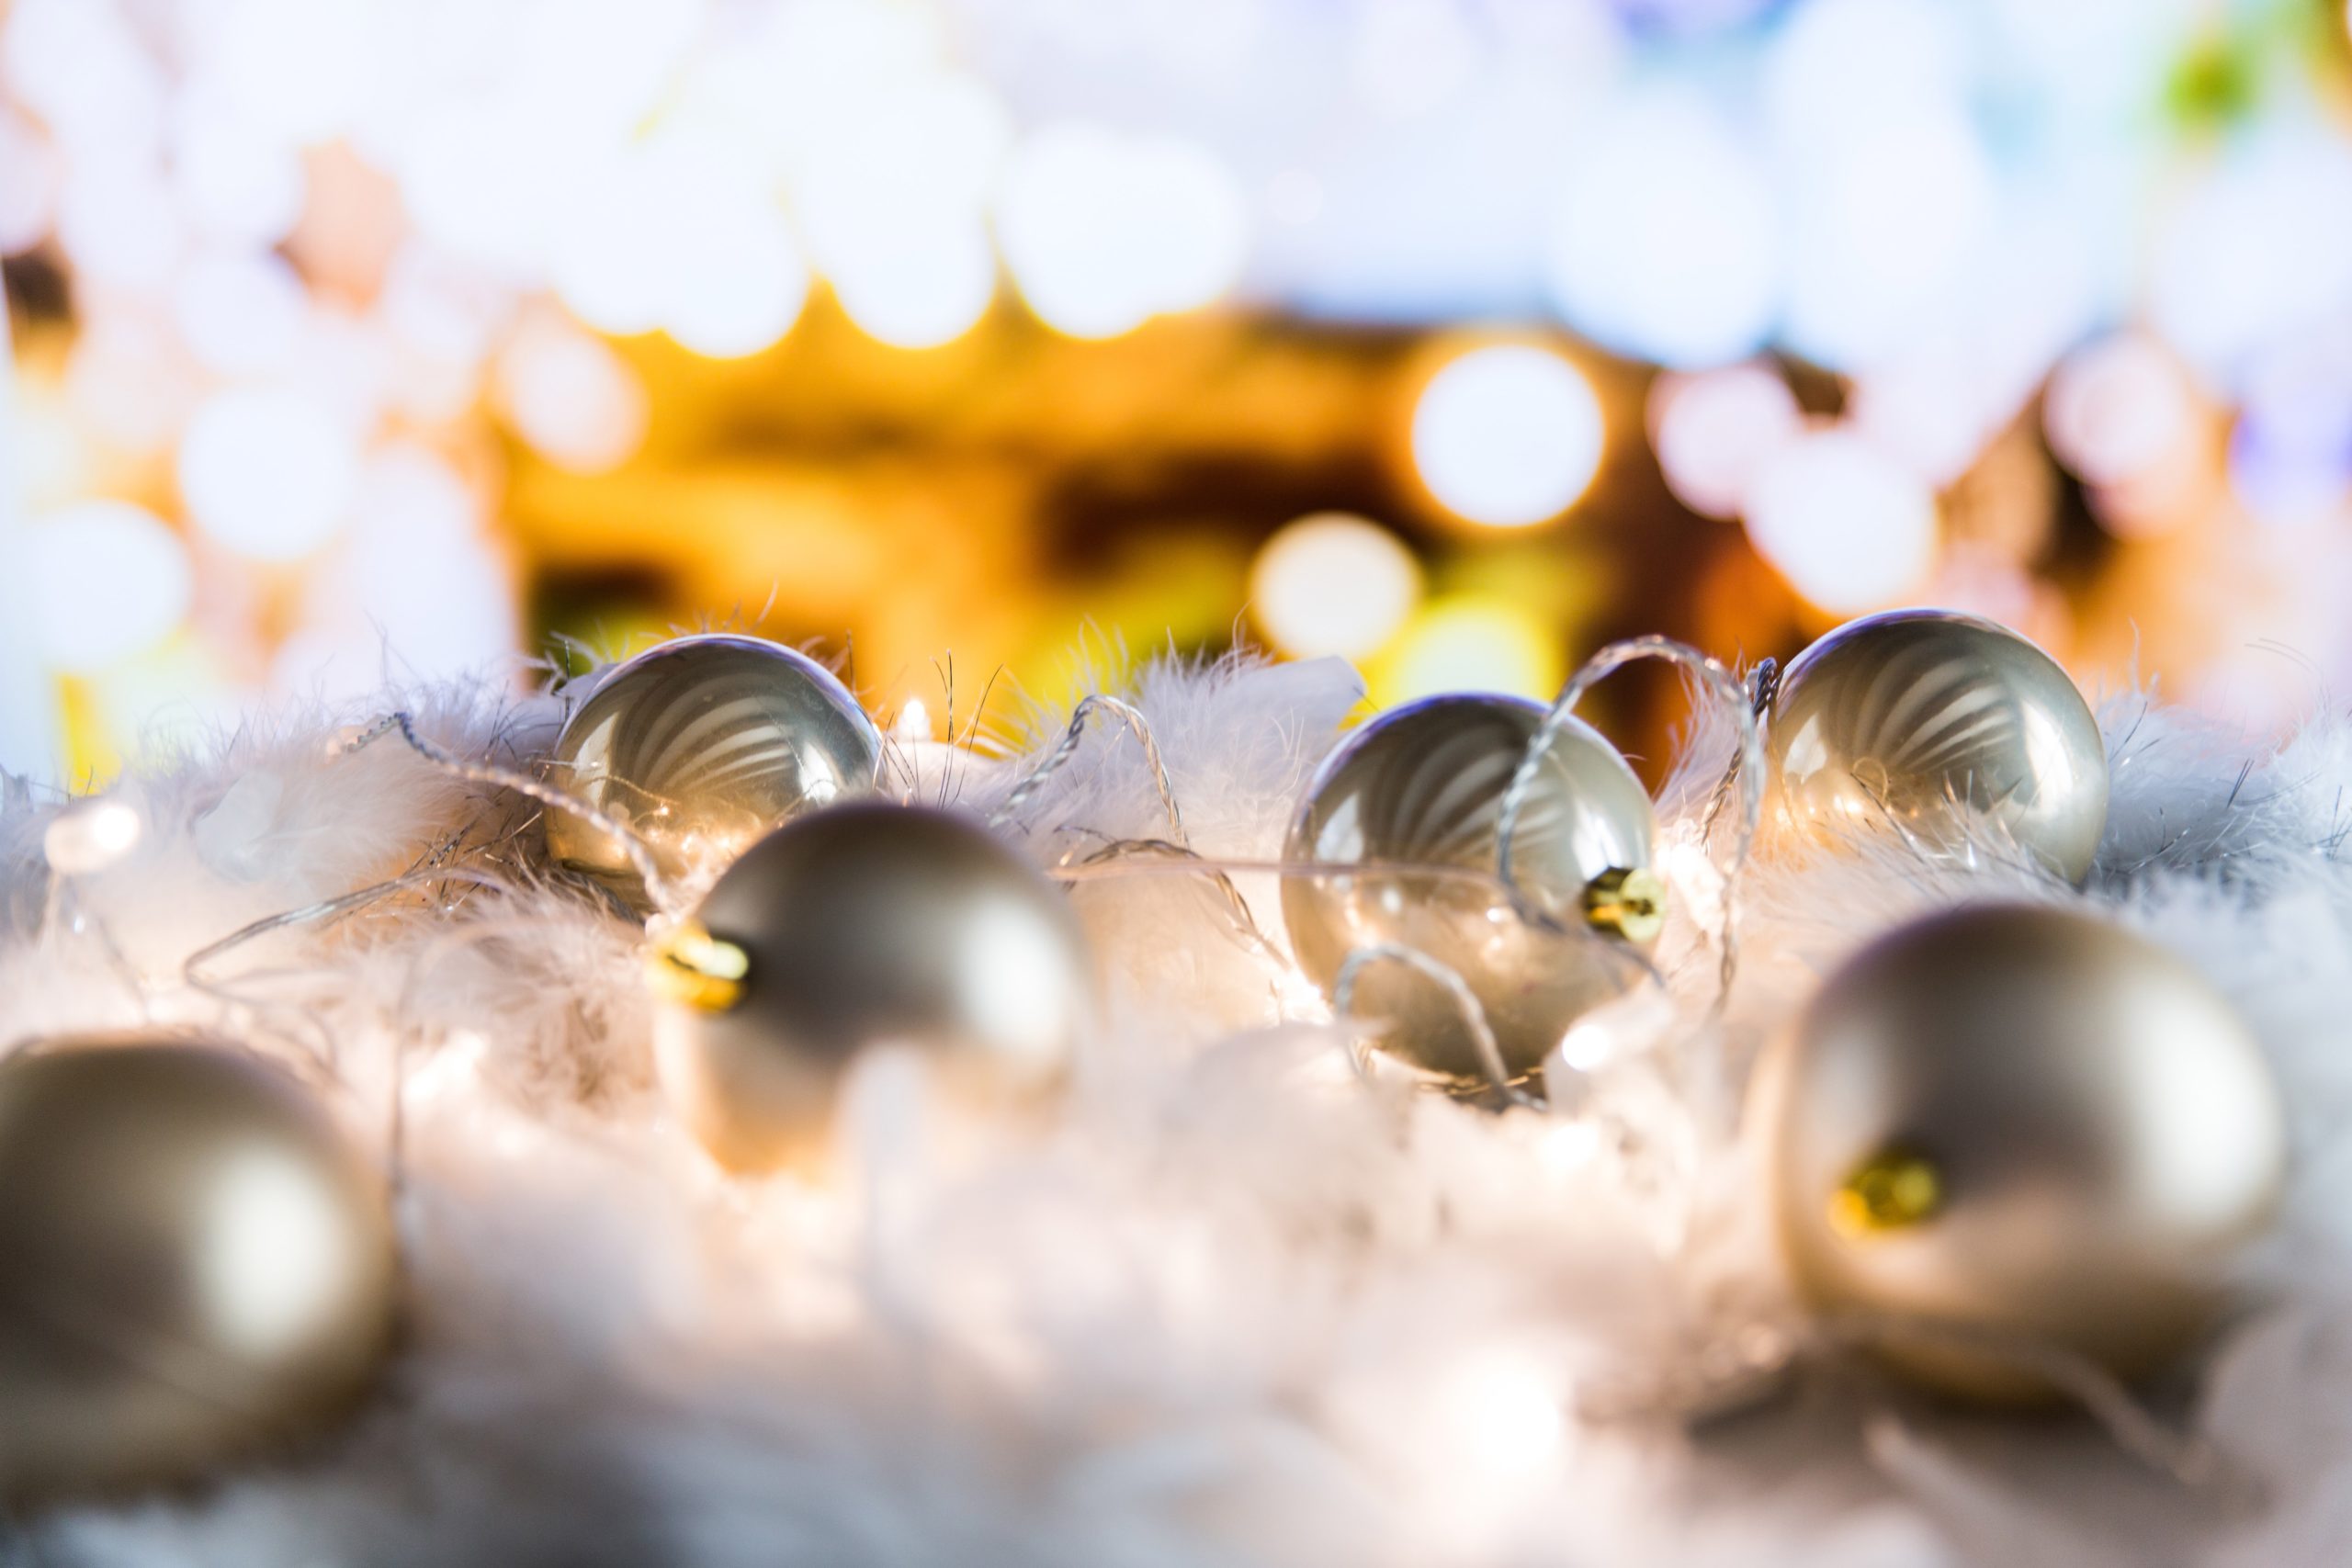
[1764,609,2109,883]
[651,802,1094,1174]
[1283,693,1659,1088]
[543,635,884,911]
[1755,904,2285,1404]
[0,1038,396,1501]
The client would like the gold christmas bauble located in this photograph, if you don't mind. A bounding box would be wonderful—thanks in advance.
[1283,694,1662,1088]
[1765,610,2108,883]
[545,634,884,910]
[1755,904,2286,1404]
[649,803,1094,1173]
[0,1038,397,1502]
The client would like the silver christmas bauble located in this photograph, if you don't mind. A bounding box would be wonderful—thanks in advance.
[545,635,883,910]
[1766,610,2108,883]
[1283,694,1662,1088]
[0,1038,397,1502]
[649,803,1095,1173]
[1755,904,2286,1404]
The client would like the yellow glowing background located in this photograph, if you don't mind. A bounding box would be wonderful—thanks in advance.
[6,0,2352,787]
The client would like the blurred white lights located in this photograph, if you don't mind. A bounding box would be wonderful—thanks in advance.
[792,73,1010,349]
[286,445,517,698]
[1411,344,1604,527]
[830,222,998,349]
[1546,89,1779,369]
[63,313,200,457]
[2,0,167,157]
[56,161,186,290]
[1848,355,1995,489]
[1778,109,1993,371]
[1649,366,1800,520]
[1250,513,1423,660]
[2150,132,2352,391]
[2043,335,2199,489]
[1744,430,1937,612]
[999,124,1248,338]
[0,108,56,253]
[554,129,808,357]
[173,248,307,376]
[179,388,360,561]
[171,94,307,247]
[28,501,193,671]
[188,0,377,147]
[1764,0,1972,143]
[494,317,650,474]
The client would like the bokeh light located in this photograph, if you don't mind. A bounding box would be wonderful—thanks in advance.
[493,316,650,475]
[172,248,306,376]
[2043,334,2200,489]
[178,388,360,561]
[829,223,997,350]
[27,501,192,672]
[1249,513,1423,660]
[1410,345,1605,528]
[7,0,2352,778]
[281,445,518,700]
[999,124,1248,339]
[1376,597,1564,705]
[1744,428,1938,612]
[1649,365,1800,521]
[1545,87,1778,369]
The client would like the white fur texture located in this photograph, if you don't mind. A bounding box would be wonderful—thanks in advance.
[3,651,2351,1566]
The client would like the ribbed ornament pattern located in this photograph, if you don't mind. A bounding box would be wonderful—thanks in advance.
[544,636,882,908]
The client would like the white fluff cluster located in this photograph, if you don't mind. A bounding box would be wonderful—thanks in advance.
[4,650,2352,1567]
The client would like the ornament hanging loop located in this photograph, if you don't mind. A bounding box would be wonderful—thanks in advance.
[1497,636,1764,1014]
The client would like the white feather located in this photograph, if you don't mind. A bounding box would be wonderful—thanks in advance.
[3,649,2350,1564]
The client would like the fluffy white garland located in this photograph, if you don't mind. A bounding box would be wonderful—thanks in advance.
[3,647,2350,1567]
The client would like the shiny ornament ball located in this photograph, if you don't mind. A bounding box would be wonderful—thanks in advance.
[1283,694,1662,1088]
[0,1038,397,1501]
[545,634,884,910]
[1755,904,2285,1404]
[649,803,1095,1173]
[1765,610,2108,883]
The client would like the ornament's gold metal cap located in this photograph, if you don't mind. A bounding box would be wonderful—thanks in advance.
[1830,1147,1944,1238]
[647,920,750,1012]
[1582,866,1667,943]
